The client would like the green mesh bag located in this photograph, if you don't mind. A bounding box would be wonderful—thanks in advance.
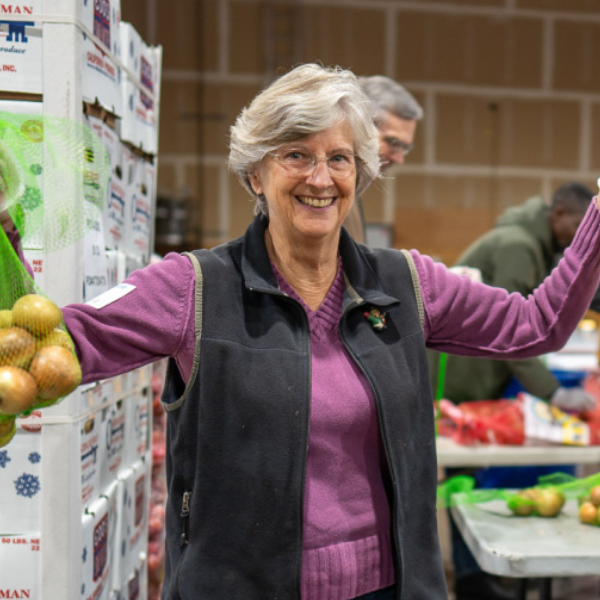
[0,111,109,447]
[437,471,600,525]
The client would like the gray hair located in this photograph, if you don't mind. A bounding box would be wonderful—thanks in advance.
[359,75,423,122]
[229,63,381,216]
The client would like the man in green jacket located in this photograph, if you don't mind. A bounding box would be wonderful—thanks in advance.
[431,182,597,409]
[432,182,598,600]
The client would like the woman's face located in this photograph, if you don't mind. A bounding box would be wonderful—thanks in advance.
[249,123,357,243]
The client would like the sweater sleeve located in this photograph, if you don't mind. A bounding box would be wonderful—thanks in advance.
[415,200,600,358]
[63,252,197,385]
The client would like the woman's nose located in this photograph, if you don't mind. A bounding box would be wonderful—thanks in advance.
[305,157,334,186]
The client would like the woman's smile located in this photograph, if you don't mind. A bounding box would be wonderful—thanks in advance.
[296,195,336,208]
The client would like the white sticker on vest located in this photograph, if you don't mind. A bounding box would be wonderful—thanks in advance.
[86,283,136,309]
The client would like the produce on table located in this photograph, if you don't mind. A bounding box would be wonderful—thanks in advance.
[507,486,565,518]
[577,484,600,526]
[579,501,600,526]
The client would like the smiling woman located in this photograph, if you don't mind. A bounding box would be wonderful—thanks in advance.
[228,63,380,217]
[4,62,600,600]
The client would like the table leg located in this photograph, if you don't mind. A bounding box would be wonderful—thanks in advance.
[517,578,528,600]
[539,578,552,600]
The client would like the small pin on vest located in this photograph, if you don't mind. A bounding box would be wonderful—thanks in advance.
[363,307,387,331]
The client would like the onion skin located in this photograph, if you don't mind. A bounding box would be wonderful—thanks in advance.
[12,294,63,338]
[0,366,38,415]
[0,417,17,448]
[28,345,82,400]
[0,327,37,368]
[579,502,599,525]
[535,488,565,518]
[0,310,12,328]
[589,485,600,508]
[36,329,75,353]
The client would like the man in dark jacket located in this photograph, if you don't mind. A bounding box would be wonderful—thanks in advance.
[343,76,423,243]
[431,182,598,600]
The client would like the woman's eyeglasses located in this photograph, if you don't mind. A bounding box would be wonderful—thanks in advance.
[267,149,362,179]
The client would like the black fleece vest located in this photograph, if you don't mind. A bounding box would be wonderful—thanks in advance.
[160,216,447,600]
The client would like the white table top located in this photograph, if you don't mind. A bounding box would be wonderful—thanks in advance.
[451,498,600,578]
[436,435,600,468]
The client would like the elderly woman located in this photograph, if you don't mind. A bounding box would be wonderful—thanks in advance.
[3,63,600,600]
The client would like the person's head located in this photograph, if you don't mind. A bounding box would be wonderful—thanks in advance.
[229,64,380,240]
[358,75,423,171]
[548,182,594,250]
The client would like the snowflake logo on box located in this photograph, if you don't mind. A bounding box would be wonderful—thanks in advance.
[14,472,40,498]
[93,513,108,582]
[28,452,40,464]
[0,450,11,468]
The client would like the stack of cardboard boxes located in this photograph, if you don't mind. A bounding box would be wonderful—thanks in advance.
[0,2,162,598]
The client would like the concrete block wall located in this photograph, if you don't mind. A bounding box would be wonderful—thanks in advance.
[124,0,600,264]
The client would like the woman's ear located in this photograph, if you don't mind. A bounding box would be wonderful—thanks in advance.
[248,171,263,196]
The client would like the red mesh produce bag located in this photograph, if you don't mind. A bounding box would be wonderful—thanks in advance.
[437,398,525,445]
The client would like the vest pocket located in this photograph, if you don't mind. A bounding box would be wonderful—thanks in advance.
[172,490,192,599]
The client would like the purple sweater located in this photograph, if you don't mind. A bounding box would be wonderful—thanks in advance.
[11,200,600,600]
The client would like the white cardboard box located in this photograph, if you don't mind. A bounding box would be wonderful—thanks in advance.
[0,2,43,93]
[0,414,42,534]
[111,457,149,588]
[104,139,128,250]
[123,150,154,261]
[81,0,122,60]
[119,22,157,153]
[122,551,148,600]
[81,496,111,600]
[125,389,150,466]
[0,533,41,598]
[80,411,104,509]
[82,33,123,116]
[99,399,127,492]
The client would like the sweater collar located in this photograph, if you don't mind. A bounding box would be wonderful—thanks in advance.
[241,215,400,311]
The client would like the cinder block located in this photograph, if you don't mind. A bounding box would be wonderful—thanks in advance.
[392,174,542,265]
[518,0,600,12]
[395,11,542,88]
[230,1,263,73]
[553,20,600,94]
[435,94,579,169]
[301,7,385,76]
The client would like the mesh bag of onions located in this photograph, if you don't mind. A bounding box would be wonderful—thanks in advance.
[0,110,109,447]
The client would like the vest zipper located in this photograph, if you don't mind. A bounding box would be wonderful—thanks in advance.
[276,294,312,600]
[338,312,402,599]
[173,491,192,600]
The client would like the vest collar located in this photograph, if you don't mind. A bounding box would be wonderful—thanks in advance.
[241,214,400,310]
